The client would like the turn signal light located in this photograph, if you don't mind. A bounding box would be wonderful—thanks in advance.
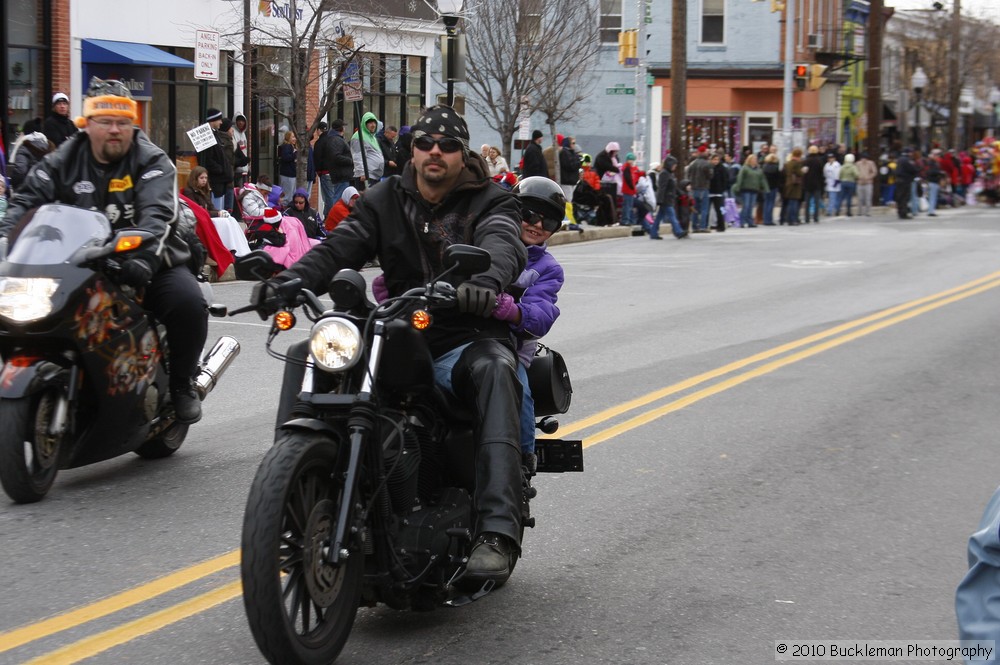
[114,235,144,252]
[411,309,432,330]
[274,310,296,331]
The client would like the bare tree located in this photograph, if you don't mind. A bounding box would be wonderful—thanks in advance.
[463,0,552,164]
[217,1,428,185]
[529,0,601,183]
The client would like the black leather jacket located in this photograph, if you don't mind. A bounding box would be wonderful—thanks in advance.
[2,129,190,270]
[282,154,526,356]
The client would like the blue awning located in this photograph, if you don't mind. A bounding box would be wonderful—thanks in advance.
[82,39,193,68]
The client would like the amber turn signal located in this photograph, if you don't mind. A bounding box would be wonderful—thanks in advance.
[274,310,296,331]
[411,309,432,330]
[114,235,144,252]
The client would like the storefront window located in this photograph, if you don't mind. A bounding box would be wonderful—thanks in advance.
[6,0,46,140]
[337,54,425,133]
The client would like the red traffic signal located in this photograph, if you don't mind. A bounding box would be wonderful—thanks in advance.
[794,64,808,91]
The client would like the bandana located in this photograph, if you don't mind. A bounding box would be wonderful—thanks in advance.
[412,105,471,152]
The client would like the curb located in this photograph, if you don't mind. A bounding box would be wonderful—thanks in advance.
[548,225,633,246]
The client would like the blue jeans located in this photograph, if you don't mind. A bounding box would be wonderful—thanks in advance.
[740,191,757,226]
[785,198,801,224]
[763,190,777,224]
[516,363,535,454]
[910,181,921,216]
[693,189,709,230]
[826,190,840,216]
[621,194,636,225]
[927,182,940,214]
[319,175,349,219]
[839,181,856,215]
[654,204,682,238]
[882,184,895,206]
[804,189,823,222]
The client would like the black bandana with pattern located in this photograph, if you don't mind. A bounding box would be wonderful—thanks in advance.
[412,105,471,152]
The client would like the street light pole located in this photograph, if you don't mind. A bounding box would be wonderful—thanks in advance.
[989,88,1000,139]
[438,0,463,108]
[911,66,928,153]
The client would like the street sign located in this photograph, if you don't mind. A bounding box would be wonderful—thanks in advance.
[624,57,639,67]
[187,123,217,151]
[518,116,531,141]
[606,85,635,95]
[342,60,363,102]
[194,30,220,81]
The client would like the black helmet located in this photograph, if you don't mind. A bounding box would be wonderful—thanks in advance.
[513,176,566,232]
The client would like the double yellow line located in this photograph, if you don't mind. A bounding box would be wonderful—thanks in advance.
[4,270,1000,663]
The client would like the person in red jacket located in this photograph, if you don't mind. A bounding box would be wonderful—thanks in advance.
[323,186,360,231]
[620,152,640,226]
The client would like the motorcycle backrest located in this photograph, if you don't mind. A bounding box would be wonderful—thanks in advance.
[443,244,491,277]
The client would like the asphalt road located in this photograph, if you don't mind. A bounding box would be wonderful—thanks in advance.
[3,204,1000,664]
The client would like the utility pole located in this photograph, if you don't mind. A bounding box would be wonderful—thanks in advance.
[865,0,884,202]
[670,0,687,170]
[946,0,961,149]
[781,0,796,157]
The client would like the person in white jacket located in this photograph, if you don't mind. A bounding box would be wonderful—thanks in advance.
[823,153,842,216]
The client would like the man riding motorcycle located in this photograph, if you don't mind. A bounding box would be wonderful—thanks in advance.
[0,77,208,424]
[253,104,527,587]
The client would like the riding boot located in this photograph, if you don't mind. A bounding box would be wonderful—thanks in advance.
[451,340,523,547]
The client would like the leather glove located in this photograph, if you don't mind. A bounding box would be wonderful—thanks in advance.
[250,279,284,320]
[119,257,154,288]
[491,292,520,322]
[372,274,389,304]
[456,282,497,318]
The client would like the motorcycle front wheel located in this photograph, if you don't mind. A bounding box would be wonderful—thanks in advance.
[0,392,64,503]
[241,430,363,665]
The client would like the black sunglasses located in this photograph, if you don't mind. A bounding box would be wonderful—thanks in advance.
[523,210,561,233]
[413,135,464,154]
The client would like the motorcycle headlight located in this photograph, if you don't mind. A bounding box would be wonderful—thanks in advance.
[309,318,362,372]
[0,277,60,323]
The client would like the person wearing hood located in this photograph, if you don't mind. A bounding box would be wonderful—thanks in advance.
[558,136,582,200]
[284,187,325,239]
[521,129,547,178]
[232,113,250,187]
[8,131,53,190]
[323,186,361,232]
[351,111,385,188]
[43,92,78,148]
[251,105,526,588]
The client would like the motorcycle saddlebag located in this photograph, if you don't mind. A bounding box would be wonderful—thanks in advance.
[527,344,572,416]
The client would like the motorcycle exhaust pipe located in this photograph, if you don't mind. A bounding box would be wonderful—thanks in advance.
[193,336,241,400]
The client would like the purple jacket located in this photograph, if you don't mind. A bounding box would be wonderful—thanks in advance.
[511,243,564,367]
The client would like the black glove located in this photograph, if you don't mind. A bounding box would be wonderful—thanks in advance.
[456,282,497,318]
[250,279,284,320]
[119,257,154,288]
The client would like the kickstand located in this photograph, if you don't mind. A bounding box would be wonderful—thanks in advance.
[445,579,495,607]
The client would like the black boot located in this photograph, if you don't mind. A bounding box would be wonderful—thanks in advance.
[171,381,202,424]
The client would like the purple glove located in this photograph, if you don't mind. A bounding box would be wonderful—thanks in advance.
[492,292,520,322]
[372,274,389,303]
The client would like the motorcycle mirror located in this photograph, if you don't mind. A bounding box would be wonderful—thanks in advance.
[443,244,491,276]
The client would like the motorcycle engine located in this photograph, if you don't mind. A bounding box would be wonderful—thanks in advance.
[381,406,448,514]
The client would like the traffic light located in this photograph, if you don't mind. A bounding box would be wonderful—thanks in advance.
[618,30,637,66]
[794,64,808,91]
[809,63,828,90]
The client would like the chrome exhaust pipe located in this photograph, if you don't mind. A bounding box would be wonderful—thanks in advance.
[193,336,241,400]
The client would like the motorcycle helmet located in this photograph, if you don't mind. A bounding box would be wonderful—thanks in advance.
[513,176,566,233]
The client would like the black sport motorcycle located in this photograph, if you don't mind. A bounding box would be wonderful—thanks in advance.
[233,245,583,665]
[0,204,240,503]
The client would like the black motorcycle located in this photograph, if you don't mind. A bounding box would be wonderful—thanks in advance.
[0,204,240,503]
[234,245,582,665]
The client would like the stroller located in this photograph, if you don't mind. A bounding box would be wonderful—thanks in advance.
[236,185,287,250]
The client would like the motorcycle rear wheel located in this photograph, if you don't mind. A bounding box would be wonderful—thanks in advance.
[241,430,363,665]
[135,422,188,459]
[0,393,63,503]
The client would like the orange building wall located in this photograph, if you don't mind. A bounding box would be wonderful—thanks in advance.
[658,78,822,116]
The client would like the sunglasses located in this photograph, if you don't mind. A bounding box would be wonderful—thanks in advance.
[413,135,464,154]
[523,210,561,233]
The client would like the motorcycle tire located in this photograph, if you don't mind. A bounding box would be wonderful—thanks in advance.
[0,393,63,503]
[135,422,189,459]
[241,430,363,665]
